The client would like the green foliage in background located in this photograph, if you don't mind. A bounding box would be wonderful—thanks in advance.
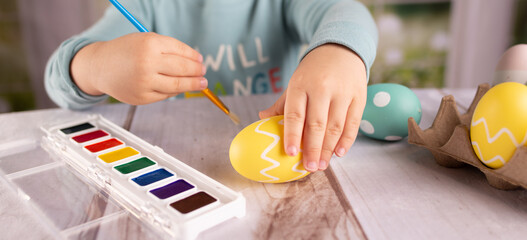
[1,93,35,111]
[370,2,451,88]
[391,2,450,17]
[0,0,35,112]
[513,0,527,45]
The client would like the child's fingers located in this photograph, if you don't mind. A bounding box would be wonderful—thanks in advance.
[152,75,207,94]
[318,100,349,170]
[157,34,203,62]
[126,91,172,105]
[301,96,330,172]
[158,55,205,77]
[335,97,365,157]
[283,89,307,158]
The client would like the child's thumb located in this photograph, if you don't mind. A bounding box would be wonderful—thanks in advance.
[259,101,285,119]
[258,108,275,119]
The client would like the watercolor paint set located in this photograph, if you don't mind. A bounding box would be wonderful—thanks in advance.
[0,114,245,239]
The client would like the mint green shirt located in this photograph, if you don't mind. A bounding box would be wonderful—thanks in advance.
[45,0,378,109]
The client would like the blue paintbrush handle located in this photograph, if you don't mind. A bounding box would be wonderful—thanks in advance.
[108,0,149,32]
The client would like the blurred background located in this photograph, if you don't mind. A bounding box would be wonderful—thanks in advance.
[0,0,524,112]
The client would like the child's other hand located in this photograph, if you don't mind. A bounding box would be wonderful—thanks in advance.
[259,44,367,172]
[71,32,206,105]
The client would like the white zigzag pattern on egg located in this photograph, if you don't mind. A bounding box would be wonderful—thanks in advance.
[282,120,309,181]
[278,119,307,178]
[471,141,506,165]
[289,161,309,181]
[254,119,308,182]
[471,117,527,164]
[472,118,527,146]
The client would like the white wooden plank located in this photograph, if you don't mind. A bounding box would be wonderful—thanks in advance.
[330,89,527,239]
[131,94,365,239]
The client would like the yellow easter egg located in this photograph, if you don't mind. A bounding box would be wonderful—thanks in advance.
[229,115,309,183]
[470,82,527,168]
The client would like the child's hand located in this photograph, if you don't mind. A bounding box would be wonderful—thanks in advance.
[259,44,367,172]
[71,32,206,105]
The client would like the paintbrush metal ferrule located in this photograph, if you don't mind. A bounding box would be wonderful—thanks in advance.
[202,88,240,125]
[202,88,228,114]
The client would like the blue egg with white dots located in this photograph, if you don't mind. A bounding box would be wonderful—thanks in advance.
[359,83,422,141]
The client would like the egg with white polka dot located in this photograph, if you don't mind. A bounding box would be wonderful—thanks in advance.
[359,83,422,141]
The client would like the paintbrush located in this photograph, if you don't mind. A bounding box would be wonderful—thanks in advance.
[109,0,240,125]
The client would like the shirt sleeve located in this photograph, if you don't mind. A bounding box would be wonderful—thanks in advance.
[283,0,378,80]
[44,0,154,110]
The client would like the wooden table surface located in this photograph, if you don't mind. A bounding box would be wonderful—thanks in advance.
[1,88,526,240]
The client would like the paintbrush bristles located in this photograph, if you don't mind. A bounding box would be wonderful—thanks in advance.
[228,112,240,125]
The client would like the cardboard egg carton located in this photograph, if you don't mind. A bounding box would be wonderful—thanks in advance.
[408,83,527,190]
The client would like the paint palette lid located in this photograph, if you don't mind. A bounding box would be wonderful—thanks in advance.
[0,138,162,239]
[0,114,245,239]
